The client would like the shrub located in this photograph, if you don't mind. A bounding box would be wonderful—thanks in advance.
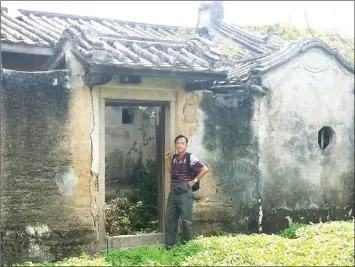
[9,253,111,266]
[244,24,354,63]
[9,220,354,266]
[183,220,355,266]
[213,230,237,237]
[104,241,207,266]
[132,159,159,232]
[279,223,308,239]
[105,194,139,235]
[105,159,158,236]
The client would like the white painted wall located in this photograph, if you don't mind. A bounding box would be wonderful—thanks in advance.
[258,48,354,209]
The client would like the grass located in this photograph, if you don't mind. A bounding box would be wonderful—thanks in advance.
[10,219,354,266]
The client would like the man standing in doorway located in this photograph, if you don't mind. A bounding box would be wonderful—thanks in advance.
[164,135,209,248]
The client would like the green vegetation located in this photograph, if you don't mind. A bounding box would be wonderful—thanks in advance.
[104,241,206,266]
[279,222,308,239]
[244,23,354,63]
[7,253,110,266]
[11,219,354,266]
[105,159,158,236]
[184,220,354,266]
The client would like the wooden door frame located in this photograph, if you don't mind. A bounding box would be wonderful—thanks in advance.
[94,82,178,249]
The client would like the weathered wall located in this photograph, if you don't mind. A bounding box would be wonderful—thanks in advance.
[258,49,355,232]
[177,90,261,235]
[105,106,158,201]
[0,69,97,264]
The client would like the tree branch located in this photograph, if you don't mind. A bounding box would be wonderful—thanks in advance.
[335,32,355,51]
[288,14,301,37]
[304,10,315,37]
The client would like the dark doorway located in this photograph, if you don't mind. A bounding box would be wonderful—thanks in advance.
[104,101,166,236]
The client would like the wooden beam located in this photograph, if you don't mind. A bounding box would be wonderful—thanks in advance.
[1,43,53,56]
[105,99,170,106]
[185,80,215,91]
[185,80,246,91]
[89,64,227,82]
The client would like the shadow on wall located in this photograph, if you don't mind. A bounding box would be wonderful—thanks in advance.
[199,91,261,233]
[0,69,97,264]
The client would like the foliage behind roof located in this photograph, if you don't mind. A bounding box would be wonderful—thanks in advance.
[228,37,354,82]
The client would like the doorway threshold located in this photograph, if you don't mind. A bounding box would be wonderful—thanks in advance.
[106,233,165,251]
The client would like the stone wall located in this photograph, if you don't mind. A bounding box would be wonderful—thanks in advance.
[258,49,354,232]
[0,69,97,264]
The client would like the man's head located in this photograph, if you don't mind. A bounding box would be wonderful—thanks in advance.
[174,135,188,154]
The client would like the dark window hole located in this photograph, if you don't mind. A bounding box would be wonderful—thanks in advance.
[318,126,334,150]
[122,108,134,124]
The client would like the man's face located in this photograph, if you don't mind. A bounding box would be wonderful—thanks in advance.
[175,137,187,153]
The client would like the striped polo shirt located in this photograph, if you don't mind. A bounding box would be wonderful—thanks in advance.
[170,153,205,184]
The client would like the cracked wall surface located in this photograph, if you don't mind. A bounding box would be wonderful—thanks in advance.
[176,90,199,137]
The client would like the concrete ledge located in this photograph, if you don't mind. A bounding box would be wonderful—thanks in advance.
[107,233,165,251]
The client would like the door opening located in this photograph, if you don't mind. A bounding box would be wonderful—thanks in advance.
[104,101,166,238]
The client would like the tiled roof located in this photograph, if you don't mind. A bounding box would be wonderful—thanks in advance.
[227,37,354,81]
[213,19,285,55]
[47,24,231,73]
[1,8,284,62]
[1,9,237,73]
[1,9,203,47]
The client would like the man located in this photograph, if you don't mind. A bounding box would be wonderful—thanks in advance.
[164,135,208,248]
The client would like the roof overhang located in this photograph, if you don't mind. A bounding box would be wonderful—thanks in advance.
[1,43,53,56]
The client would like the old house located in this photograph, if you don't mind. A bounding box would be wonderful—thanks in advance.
[1,1,354,264]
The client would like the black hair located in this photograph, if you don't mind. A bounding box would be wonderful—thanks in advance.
[174,134,188,144]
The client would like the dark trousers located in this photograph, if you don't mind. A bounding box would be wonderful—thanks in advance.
[165,182,194,247]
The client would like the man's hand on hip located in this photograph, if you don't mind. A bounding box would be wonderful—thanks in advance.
[188,180,196,188]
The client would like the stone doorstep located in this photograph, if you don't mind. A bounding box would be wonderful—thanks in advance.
[106,233,165,251]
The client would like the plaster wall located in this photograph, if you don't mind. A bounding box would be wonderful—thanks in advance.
[258,48,354,231]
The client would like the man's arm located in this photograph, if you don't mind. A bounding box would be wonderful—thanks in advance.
[188,154,208,187]
[194,165,209,182]
[165,151,172,173]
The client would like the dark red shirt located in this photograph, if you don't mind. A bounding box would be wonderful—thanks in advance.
[170,153,205,184]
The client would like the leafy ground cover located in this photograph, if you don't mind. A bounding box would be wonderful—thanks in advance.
[10,219,354,266]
